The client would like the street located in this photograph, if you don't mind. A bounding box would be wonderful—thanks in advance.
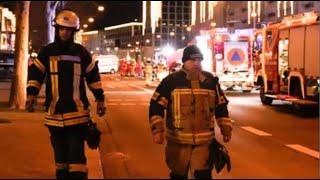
[97,74,319,178]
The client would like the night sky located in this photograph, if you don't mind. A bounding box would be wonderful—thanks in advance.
[0,1,142,50]
[0,1,142,31]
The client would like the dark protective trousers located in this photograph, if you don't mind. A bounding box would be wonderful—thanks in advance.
[166,140,213,179]
[48,124,88,179]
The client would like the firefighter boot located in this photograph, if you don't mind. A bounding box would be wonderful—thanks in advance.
[194,169,212,179]
[169,172,188,179]
[56,169,69,179]
[68,172,88,179]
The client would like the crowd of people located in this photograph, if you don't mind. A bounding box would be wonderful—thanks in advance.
[118,58,169,82]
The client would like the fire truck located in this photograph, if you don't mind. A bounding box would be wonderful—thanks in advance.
[0,6,15,79]
[210,30,254,92]
[253,11,319,109]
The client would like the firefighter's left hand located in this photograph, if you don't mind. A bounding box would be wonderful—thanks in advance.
[221,126,232,143]
[96,101,106,117]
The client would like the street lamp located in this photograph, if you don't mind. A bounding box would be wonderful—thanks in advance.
[88,17,94,23]
[210,22,216,28]
[98,6,104,12]
[251,12,257,30]
[83,24,88,28]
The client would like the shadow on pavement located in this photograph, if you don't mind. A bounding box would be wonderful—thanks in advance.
[270,103,319,118]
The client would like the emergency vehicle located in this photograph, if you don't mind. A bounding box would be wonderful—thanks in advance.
[211,31,254,91]
[0,6,15,79]
[194,29,254,91]
[253,11,319,109]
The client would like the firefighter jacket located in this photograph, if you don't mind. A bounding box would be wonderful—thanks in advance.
[149,68,233,145]
[27,41,104,127]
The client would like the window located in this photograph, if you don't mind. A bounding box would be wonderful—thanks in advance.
[305,2,314,9]
[241,7,247,13]
[268,12,276,18]
[241,19,247,24]
[229,11,234,16]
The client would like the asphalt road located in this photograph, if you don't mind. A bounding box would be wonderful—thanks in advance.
[97,74,319,178]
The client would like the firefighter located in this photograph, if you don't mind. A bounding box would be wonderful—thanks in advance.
[145,59,153,86]
[26,9,106,179]
[149,45,233,179]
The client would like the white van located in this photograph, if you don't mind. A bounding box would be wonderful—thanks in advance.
[95,55,119,74]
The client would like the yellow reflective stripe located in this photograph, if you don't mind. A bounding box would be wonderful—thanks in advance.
[151,92,160,101]
[56,163,68,170]
[49,56,59,114]
[88,81,102,90]
[44,116,90,127]
[86,60,96,73]
[157,96,168,108]
[45,110,90,120]
[150,115,164,127]
[27,80,41,89]
[73,64,84,112]
[33,58,46,73]
[216,117,234,128]
[69,163,87,173]
[166,130,215,144]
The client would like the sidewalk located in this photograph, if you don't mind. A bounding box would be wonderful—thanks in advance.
[0,82,103,179]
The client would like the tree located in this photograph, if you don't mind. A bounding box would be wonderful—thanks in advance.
[9,1,30,109]
[45,1,65,45]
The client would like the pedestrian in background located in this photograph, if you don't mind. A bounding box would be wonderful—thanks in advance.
[148,45,233,179]
[26,9,106,179]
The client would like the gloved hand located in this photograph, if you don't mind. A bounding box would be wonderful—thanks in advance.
[86,121,101,150]
[26,95,36,112]
[220,126,232,143]
[96,100,106,117]
[153,132,165,144]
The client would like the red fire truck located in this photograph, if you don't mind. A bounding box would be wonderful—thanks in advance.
[253,11,319,109]
[211,31,254,91]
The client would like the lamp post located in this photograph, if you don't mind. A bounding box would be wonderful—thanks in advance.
[251,12,257,30]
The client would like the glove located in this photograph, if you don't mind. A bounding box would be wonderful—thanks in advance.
[86,121,101,150]
[26,95,36,112]
[152,132,165,144]
[220,126,232,143]
[96,100,106,117]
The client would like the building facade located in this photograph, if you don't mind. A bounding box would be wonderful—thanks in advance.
[143,1,192,49]
[191,1,320,34]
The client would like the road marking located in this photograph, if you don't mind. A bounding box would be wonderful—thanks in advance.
[285,144,320,159]
[240,126,272,136]
[138,103,149,106]
[105,91,153,94]
[106,103,118,106]
[108,99,122,102]
[106,85,115,89]
[127,83,153,93]
[120,103,136,106]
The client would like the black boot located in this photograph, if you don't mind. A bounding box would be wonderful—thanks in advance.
[194,169,212,179]
[169,172,188,179]
[56,169,69,179]
[68,172,88,179]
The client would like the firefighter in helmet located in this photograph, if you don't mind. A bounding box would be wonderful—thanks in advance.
[145,58,153,86]
[149,45,233,179]
[26,9,106,179]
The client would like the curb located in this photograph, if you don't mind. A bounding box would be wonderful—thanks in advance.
[95,115,130,178]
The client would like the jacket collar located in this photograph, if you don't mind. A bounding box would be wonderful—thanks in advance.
[181,67,206,83]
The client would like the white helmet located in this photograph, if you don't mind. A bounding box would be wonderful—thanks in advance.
[53,10,80,30]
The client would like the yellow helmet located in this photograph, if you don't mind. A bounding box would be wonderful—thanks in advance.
[53,10,80,30]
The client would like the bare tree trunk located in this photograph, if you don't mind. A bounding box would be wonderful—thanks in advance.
[9,1,30,109]
[45,1,60,45]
